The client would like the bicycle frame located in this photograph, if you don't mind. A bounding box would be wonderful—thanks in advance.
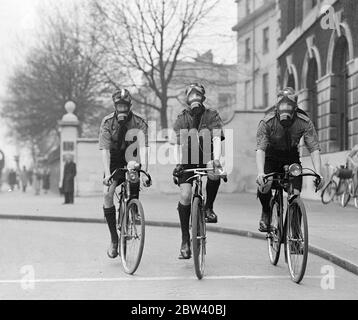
[111,167,152,230]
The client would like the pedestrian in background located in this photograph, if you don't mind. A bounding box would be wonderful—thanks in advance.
[7,169,17,191]
[27,168,33,186]
[33,166,43,195]
[42,167,51,194]
[62,155,76,204]
[20,166,28,192]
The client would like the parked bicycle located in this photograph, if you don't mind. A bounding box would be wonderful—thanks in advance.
[321,165,358,208]
[181,166,227,280]
[110,161,152,275]
[264,163,321,284]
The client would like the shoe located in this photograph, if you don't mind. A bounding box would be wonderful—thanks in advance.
[205,208,218,224]
[178,241,191,259]
[259,211,271,232]
[107,241,119,259]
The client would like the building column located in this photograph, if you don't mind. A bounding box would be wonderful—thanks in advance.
[316,74,338,154]
[58,101,79,195]
[297,89,310,157]
[347,58,358,148]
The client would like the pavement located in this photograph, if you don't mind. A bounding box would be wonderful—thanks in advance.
[0,186,358,276]
[1,220,357,299]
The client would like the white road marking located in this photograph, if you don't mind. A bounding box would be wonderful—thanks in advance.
[0,275,327,285]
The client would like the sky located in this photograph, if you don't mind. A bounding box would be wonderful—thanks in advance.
[0,0,238,166]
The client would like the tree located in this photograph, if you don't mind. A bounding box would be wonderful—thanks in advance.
[0,2,107,156]
[90,0,219,129]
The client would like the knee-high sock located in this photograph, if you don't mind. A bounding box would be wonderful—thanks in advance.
[104,206,118,243]
[257,189,272,214]
[177,202,191,243]
[206,179,221,210]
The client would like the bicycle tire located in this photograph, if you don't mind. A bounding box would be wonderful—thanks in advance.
[192,197,206,280]
[321,180,337,204]
[354,184,358,209]
[267,197,282,266]
[285,198,308,284]
[340,180,351,208]
[120,199,145,275]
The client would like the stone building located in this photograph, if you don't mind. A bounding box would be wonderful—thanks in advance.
[277,0,358,198]
[232,0,279,111]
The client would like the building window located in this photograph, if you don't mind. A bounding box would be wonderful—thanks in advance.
[332,36,349,151]
[307,58,318,129]
[262,73,269,109]
[263,27,269,54]
[246,0,251,16]
[303,0,318,16]
[245,38,251,63]
[245,80,251,109]
[287,72,296,90]
[218,93,230,109]
[287,0,297,33]
[218,93,233,122]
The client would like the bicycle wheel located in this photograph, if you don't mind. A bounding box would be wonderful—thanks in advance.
[120,199,145,275]
[321,180,337,204]
[354,184,358,209]
[340,180,351,208]
[285,198,308,284]
[192,197,206,280]
[267,198,282,266]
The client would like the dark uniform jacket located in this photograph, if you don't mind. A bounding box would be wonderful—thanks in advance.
[63,162,76,193]
[256,109,320,162]
[172,107,225,166]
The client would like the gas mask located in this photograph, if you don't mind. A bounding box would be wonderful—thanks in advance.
[186,83,206,117]
[187,92,205,117]
[112,89,132,123]
[277,101,296,128]
[115,102,131,123]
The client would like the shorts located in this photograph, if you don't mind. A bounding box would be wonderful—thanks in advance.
[177,164,202,186]
[264,158,302,192]
[110,157,126,184]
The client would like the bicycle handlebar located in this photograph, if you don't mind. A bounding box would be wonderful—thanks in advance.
[108,167,152,185]
[263,170,321,192]
[182,167,228,183]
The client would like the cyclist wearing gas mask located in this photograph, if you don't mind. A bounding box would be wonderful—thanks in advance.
[255,87,325,232]
[99,89,151,259]
[171,83,225,259]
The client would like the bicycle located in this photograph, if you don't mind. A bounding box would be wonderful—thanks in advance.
[321,165,339,205]
[109,162,152,275]
[263,163,321,284]
[181,167,227,280]
[321,165,358,208]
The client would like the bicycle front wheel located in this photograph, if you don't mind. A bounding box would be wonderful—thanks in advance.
[354,184,358,209]
[120,199,145,275]
[285,198,308,284]
[267,198,282,266]
[192,197,206,280]
[321,180,337,204]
